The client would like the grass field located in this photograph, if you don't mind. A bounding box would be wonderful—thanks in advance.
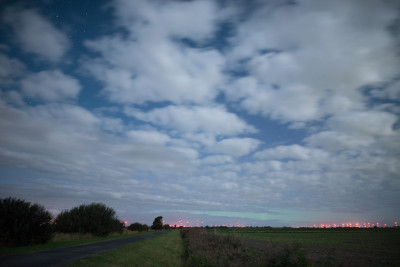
[0,231,149,256]
[216,227,400,266]
[69,230,184,267]
[218,227,400,253]
[2,228,399,266]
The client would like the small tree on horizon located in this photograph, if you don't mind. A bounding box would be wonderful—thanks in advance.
[151,216,163,230]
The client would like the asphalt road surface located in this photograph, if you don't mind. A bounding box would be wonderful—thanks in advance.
[0,231,169,267]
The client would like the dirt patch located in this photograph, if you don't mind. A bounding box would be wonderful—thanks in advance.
[243,239,400,266]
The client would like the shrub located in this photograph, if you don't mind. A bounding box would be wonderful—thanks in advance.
[0,197,53,246]
[55,203,120,236]
[128,222,149,232]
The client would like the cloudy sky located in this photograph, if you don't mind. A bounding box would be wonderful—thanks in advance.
[0,0,399,227]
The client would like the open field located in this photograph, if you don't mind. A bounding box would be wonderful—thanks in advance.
[218,227,400,252]
[0,231,149,256]
[216,227,400,266]
[2,227,399,266]
[69,229,184,267]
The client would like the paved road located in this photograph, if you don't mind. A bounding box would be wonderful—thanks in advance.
[0,231,169,267]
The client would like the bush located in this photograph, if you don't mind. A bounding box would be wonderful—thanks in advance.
[55,203,121,236]
[128,222,149,232]
[0,197,53,247]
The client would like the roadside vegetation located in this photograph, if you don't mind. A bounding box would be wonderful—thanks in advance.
[0,197,164,257]
[181,227,310,267]
[0,197,53,247]
[70,229,184,267]
[55,203,123,236]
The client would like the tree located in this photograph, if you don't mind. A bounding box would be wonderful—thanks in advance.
[0,197,53,246]
[55,203,121,236]
[128,222,148,232]
[151,216,163,230]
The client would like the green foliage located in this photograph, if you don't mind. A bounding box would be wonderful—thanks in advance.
[0,197,53,247]
[151,216,163,230]
[127,222,148,232]
[55,203,120,236]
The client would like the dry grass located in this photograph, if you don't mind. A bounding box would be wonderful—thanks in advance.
[181,228,311,267]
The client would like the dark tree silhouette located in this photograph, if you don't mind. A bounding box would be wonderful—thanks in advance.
[128,222,149,232]
[0,197,53,246]
[151,216,163,230]
[55,203,122,236]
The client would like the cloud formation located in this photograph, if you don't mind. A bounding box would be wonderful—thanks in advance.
[21,70,81,101]
[0,0,399,226]
[2,6,70,62]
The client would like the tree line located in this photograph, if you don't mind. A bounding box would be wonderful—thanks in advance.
[0,197,165,247]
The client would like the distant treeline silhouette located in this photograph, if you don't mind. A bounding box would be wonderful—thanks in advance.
[0,197,152,247]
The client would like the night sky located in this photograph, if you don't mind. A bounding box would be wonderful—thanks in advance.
[0,0,399,227]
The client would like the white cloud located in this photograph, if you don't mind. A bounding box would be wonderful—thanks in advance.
[224,0,400,123]
[0,53,26,85]
[305,131,374,152]
[371,80,400,100]
[254,144,328,161]
[126,130,171,145]
[209,138,260,157]
[227,78,321,121]
[1,0,399,225]
[2,6,70,62]
[0,99,194,185]
[83,0,224,105]
[112,0,218,41]
[20,70,81,101]
[305,109,397,152]
[200,155,233,165]
[1,90,25,107]
[126,105,257,136]
[327,110,397,137]
[84,38,224,105]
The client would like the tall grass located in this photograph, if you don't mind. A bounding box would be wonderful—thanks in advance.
[181,228,311,267]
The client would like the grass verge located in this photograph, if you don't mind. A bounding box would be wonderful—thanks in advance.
[69,230,184,267]
[0,231,149,256]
